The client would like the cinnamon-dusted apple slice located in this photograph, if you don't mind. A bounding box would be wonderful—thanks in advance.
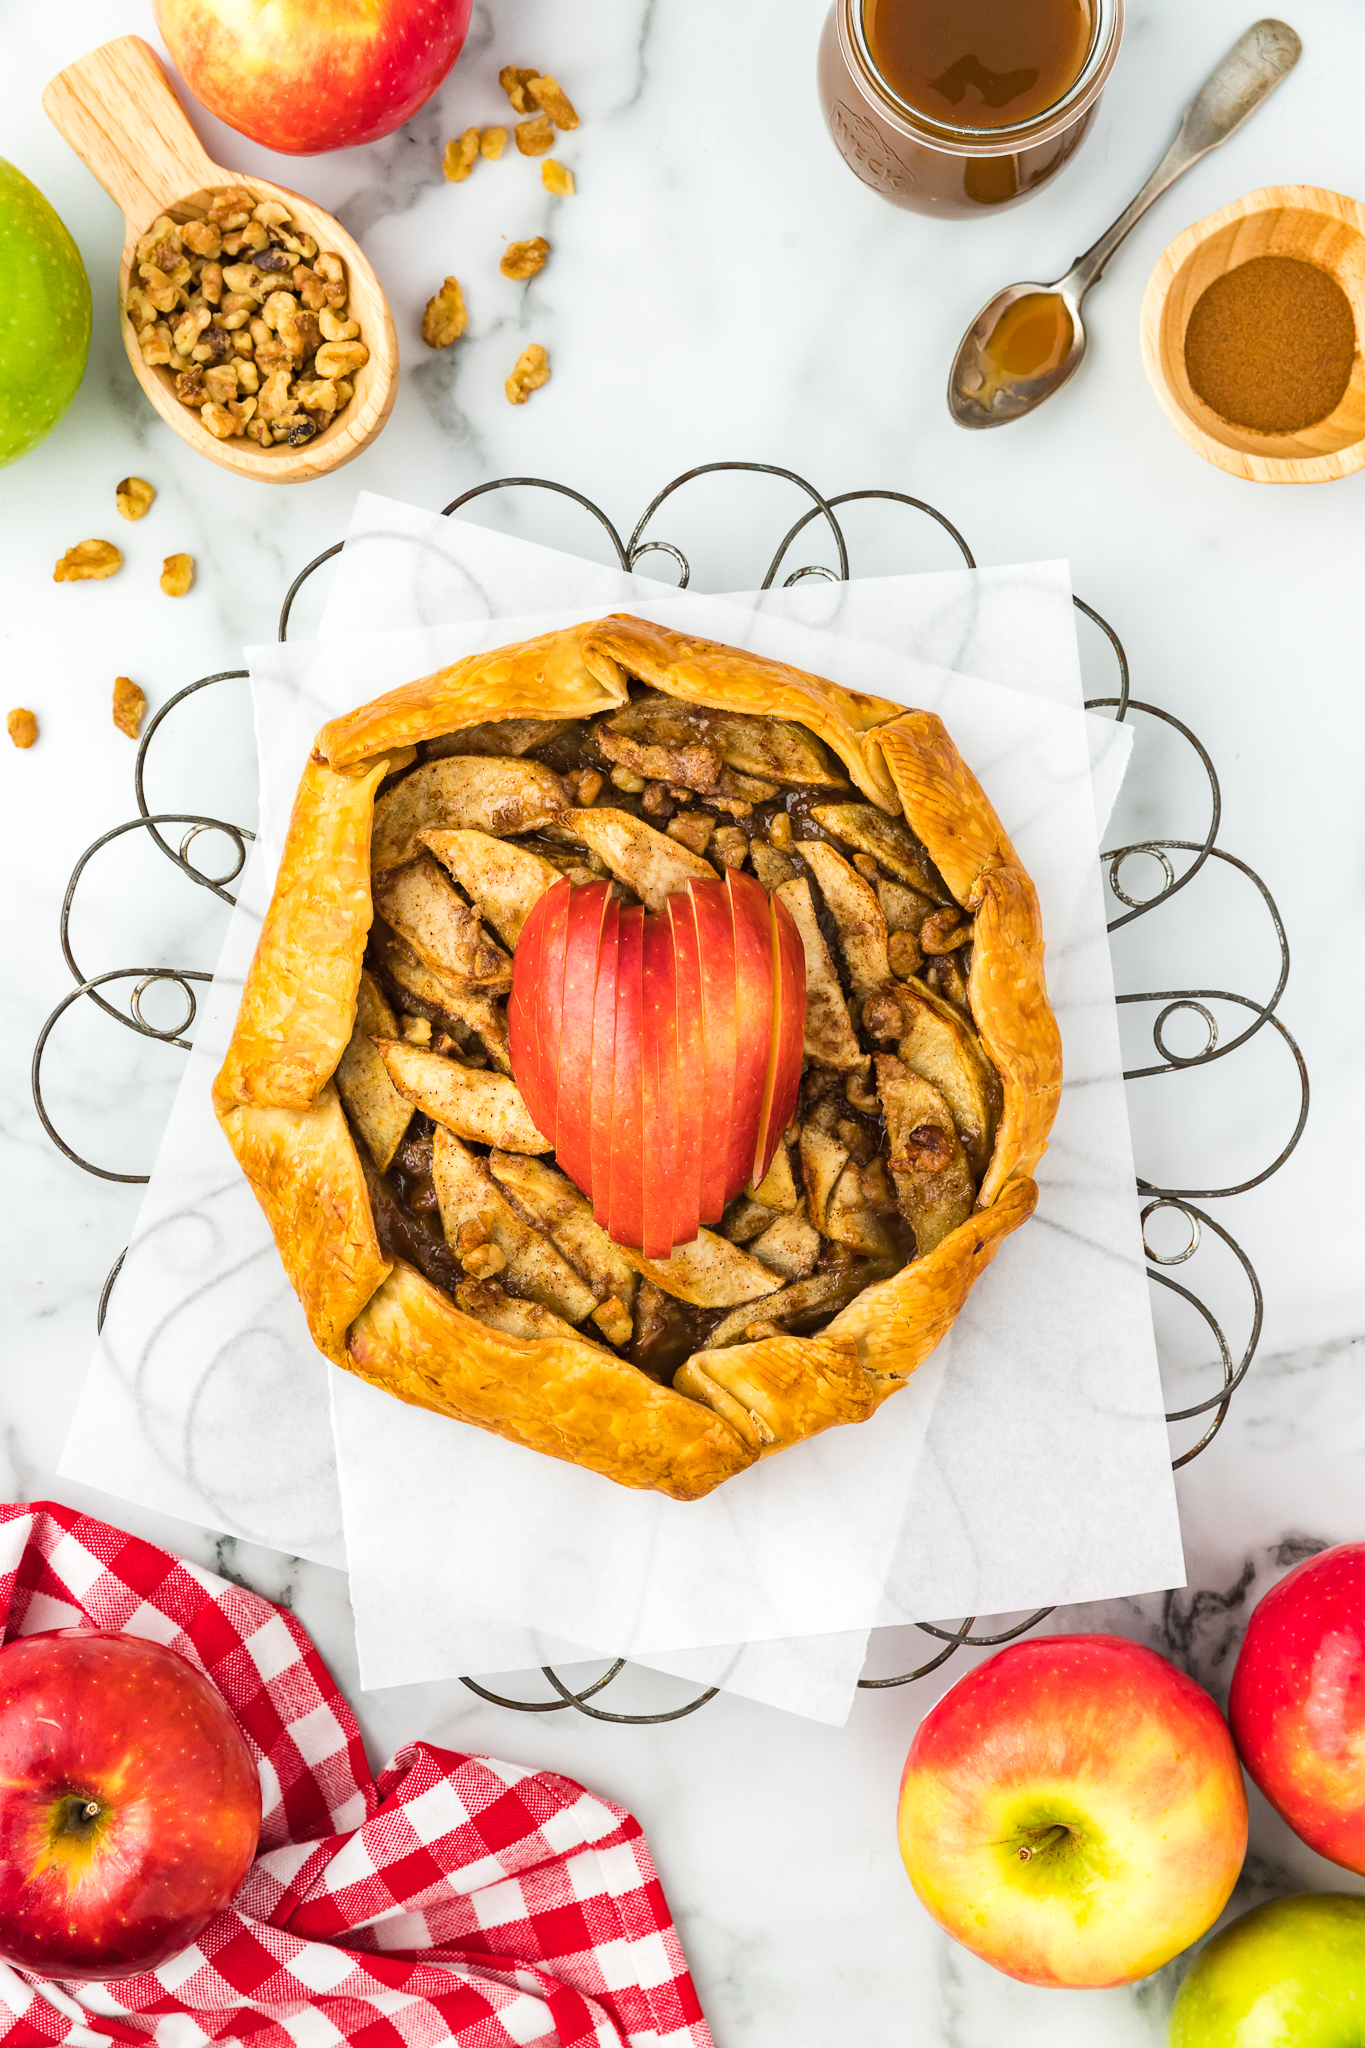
[424,716,575,759]
[641,904,680,1261]
[876,1054,974,1256]
[703,1261,896,1348]
[608,905,646,1248]
[798,841,891,1000]
[555,881,612,1192]
[721,1195,780,1244]
[334,969,413,1171]
[726,870,775,1209]
[824,1160,897,1259]
[688,879,737,1224]
[375,1040,550,1153]
[420,829,559,947]
[748,1202,821,1281]
[811,803,954,905]
[372,925,512,1072]
[588,895,620,1226]
[755,901,806,1190]
[432,1127,596,1323]
[774,876,864,1072]
[374,856,512,990]
[596,718,722,794]
[372,756,569,872]
[668,892,704,1251]
[799,1110,851,1233]
[456,1278,593,1347]
[602,692,845,792]
[750,1140,799,1212]
[545,807,717,913]
[867,978,1001,1182]
[488,1151,639,1318]
[620,1228,783,1309]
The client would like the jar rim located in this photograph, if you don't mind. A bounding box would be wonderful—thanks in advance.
[844,0,1123,150]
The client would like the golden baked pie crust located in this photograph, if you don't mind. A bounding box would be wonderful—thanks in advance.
[215,614,1063,1500]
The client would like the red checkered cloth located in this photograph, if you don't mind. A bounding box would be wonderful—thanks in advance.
[0,1503,713,2048]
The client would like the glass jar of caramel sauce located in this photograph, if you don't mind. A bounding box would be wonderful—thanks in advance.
[818,0,1123,218]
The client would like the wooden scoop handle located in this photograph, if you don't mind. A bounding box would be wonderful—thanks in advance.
[43,35,223,234]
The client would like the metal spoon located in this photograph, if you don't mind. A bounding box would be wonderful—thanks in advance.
[948,18,1302,430]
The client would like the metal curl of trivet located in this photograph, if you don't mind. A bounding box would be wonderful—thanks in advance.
[32,463,1306,1719]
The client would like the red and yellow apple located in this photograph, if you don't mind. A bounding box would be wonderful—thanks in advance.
[152,0,473,156]
[1229,1542,1365,1874]
[510,874,806,1258]
[1168,1892,1365,2046]
[0,1629,261,1980]
[897,1634,1248,1988]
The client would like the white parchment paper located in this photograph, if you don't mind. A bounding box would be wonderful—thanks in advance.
[62,496,1182,1723]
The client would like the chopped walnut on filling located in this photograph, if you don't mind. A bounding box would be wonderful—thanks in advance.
[125,192,366,449]
[345,688,1000,1385]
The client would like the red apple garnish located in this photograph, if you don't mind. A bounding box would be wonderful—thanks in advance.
[557,881,611,1191]
[589,897,621,1232]
[757,890,806,1189]
[668,894,705,1251]
[608,905,646,1248]
[726,870,775,1208]
[688,880,738,1227]
[0,1629,261,1982]
[509,868,807,1257]
[641,908,680,1261]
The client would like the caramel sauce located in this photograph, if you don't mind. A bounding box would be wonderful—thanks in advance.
[972,291,1074,404]
[864,0,1093,129]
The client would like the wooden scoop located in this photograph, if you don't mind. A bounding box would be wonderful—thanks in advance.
[43,35,397,484]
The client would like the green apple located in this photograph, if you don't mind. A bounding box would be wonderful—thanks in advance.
[1169,1893,1365,2045]
[0,160,91,468]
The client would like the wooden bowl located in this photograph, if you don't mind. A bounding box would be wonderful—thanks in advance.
[1140,184,1365,485]
[43,36,397,485]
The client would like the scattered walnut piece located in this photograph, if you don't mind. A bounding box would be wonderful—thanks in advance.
[160,552,194,597]
[115,476,155,521]
[668,811,716,857]
[540,162,575,202]
[501,236,550,282]
[505,341,550,404]
[443,128,479,182]
[422,276,468,349]
[54,540,122,583]
[499,64,538,114]
[528,75,579,129]
[767,810,794,851]
[112,676,146,740]
[888,928,923,979]
[480,127,507,160]
[7,709,37,750]
[921,906,971,955]
[515,113,554,156]
[712,825,750,869]
[592,1295,633,1348]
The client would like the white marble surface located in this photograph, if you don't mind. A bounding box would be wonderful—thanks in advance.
[3,0,1365,2041]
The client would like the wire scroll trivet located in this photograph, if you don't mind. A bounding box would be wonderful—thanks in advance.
[32,461,1308,1725]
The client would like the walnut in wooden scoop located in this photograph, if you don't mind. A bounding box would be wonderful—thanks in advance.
[43,36,397,484]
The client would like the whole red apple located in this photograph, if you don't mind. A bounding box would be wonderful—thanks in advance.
[0,1629,261,1980]
[1229,1542,1365,1874]
[152,0,473,156]
[898,1634,1247,1988]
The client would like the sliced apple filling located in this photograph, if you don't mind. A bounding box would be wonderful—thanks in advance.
[343,676,1006,1394]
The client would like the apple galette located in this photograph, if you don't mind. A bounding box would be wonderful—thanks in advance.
[214,616,1061,1500]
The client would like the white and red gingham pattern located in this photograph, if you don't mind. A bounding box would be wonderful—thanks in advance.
[0,1503,712,2048]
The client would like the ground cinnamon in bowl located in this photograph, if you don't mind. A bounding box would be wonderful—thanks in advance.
[1183,255,1357,434]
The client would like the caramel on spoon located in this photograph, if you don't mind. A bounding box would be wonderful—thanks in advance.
[948,19,1301,430]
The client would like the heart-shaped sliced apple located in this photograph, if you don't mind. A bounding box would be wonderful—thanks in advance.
[511,873,806,1258]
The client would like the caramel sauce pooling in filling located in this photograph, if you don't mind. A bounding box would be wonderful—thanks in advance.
[864,0,1093,129]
